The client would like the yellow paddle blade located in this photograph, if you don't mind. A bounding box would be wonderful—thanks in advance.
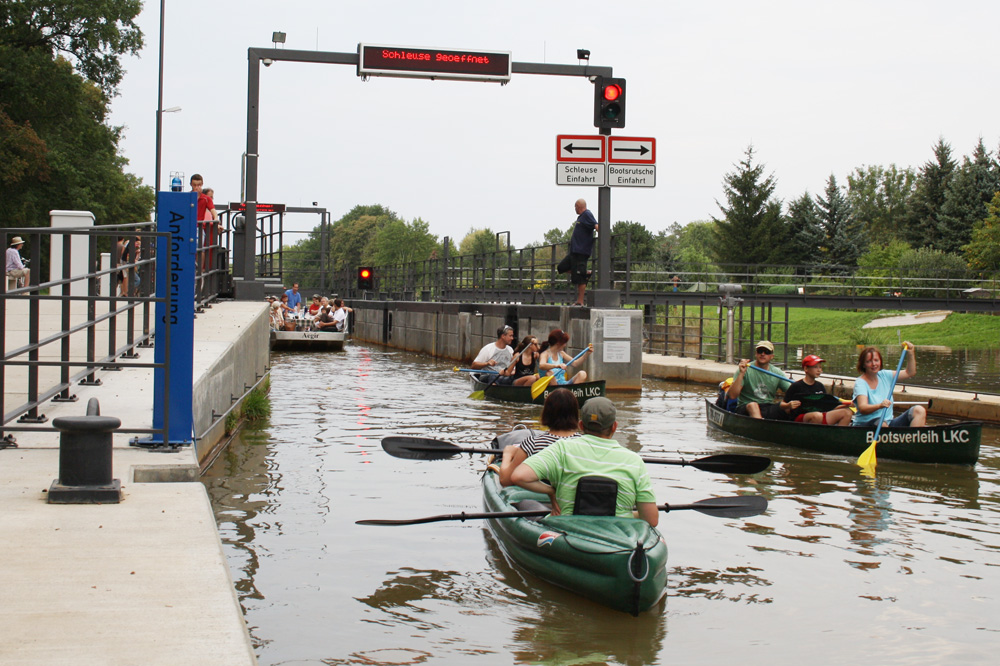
[468,391,485,400]
[530,374,555,400]
[857,440,877,468]
[858,462,876,479]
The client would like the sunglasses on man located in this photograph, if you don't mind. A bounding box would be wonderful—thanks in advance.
[755,348,773,355]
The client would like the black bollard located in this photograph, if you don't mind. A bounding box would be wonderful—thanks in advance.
[48,398,123,504]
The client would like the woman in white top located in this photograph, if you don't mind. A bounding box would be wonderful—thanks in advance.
[498,388,580,487]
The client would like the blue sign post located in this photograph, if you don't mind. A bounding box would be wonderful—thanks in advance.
[148,191,197,445]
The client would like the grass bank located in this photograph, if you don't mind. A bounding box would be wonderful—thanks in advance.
[786,309,998,348]
[655,306,998,349]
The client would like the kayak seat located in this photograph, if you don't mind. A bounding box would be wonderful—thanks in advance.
[513,499,551,522]
[574,476,618,517]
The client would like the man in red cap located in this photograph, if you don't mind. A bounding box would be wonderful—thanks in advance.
[782,355,853,425]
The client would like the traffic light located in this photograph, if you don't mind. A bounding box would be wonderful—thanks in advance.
[357,266,373,291]
[594,76,626,129]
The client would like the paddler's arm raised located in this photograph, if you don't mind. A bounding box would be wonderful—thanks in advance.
[728,359,750,400]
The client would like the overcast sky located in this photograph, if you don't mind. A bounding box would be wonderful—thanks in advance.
[110,0,1000,245]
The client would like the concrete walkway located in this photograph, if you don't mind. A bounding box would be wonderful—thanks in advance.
[1,300,264,666]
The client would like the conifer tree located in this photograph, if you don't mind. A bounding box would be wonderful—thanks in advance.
[903,138,956,248]
[938,138,1000,253]
[712,145,785,265]
[815,174,863,266]
[785,193,824,265]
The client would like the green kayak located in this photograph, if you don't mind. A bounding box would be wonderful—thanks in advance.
[481,432,668,615]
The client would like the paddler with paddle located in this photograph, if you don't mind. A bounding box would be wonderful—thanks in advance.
[470,325,516,385]
[510,397,659,526]
[727,340,793,420]
[782,355,853,426]
[852,343,926,428]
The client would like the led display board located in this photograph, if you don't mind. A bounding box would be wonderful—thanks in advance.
[358,43,512,83]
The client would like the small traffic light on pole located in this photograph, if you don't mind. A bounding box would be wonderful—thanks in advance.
[357,267,373,291]
[594,76,626,129]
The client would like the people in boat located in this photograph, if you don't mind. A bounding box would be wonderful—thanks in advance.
[511,397,659,526]
[314,305,338,331]
[538,328,591,384]
[783,355,853,426]
[498,388,580,487]
[332,298,352,332]
[470,325,516,384]
[269,300,284,330]
[284,283,302,312]
[501,335,543,387]
[852,343,926,427]
[307,295,322,316]
[278,293,295,318]
[727,340,792,420]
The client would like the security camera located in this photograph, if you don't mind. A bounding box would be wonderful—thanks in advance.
[262,58,273,67]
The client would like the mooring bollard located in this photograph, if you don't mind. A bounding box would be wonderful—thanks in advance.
[48,398,122,504]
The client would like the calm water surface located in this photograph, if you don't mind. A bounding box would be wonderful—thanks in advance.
[202,344,1000,665]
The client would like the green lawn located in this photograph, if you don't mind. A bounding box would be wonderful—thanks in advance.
[787,309,999,348]
[649,306,999,349]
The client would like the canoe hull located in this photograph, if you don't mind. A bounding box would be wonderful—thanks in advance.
[270,330,346,352]
[470,378,606,405]
[704,398,981,465]
[482,466,667,615]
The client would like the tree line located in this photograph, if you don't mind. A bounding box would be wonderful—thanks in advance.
[5,3,997,282]
[1,1,153,229]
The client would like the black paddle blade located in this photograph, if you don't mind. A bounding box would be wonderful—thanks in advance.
[662,495,768,519]
[357,509,550,527]
[687,454,771,474]
[381,436,503,460]
[382,436,461,460]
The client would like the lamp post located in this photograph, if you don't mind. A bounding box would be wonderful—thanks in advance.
[155,0,167,193]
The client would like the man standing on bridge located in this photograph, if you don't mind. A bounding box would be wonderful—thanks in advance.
[557,199,597,306]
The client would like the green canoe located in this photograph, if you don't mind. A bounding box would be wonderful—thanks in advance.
[481,432,668,615]
[470,377,606,405]
[705,398,981,465]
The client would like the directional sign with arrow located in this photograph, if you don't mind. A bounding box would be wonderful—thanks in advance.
[608,136,656,164]
[556,135,606,163]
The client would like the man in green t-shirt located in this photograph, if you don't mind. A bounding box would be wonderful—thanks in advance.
[726,339,792,420]
[510,397,659,526]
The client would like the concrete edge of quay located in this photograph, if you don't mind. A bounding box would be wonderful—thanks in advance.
[1,300,267,666]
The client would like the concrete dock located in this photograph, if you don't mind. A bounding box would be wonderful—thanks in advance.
[1,300,267,666]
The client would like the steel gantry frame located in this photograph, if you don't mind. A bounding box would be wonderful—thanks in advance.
[239,46,618,304]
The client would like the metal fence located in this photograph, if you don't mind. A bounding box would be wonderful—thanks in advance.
[2,225,172,447]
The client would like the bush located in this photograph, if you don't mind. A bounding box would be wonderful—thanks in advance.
[897,248,968,297]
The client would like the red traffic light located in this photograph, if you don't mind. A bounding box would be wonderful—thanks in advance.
[602,84,622,102]
[359,268,371,279]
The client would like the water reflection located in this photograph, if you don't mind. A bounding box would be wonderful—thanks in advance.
[203,344,1000,665]
[782,344,1000,394]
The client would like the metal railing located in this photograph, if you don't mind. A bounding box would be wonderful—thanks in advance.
[2,226,173,447]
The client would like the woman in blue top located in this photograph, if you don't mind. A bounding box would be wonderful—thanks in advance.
[852,343,926,427]
[538,328,591,385]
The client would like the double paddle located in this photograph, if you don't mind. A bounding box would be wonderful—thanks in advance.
[381,436,771,474]
[357,495,768,526]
